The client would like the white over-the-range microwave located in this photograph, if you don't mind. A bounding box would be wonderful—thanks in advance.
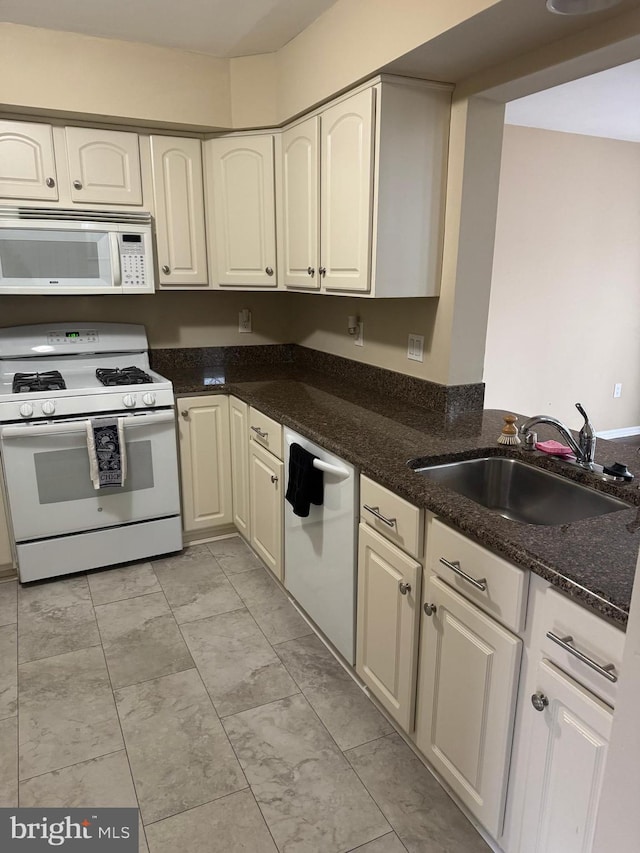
[0,207,155,295]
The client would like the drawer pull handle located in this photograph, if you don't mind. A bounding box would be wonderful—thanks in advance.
[546,632,618,683]
[398,581,411,595]
[250,426,269,439]
[531,692,549,712]
[363,504,396,528]
[439,557,487,592]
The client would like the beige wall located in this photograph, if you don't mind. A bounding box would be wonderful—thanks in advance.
[484,125,640,431]
[0,292,291,349]
[0,23,232,130]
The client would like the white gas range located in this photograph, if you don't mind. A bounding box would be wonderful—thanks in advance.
[0,323,182,582]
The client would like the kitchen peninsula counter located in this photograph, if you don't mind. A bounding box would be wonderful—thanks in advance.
[155,347,639,629]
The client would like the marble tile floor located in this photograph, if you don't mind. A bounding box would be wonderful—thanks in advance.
[0,537,490,853]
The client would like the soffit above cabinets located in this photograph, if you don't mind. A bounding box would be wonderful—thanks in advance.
[0,0,339,57]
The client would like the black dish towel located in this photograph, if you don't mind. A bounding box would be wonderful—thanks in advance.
[286,443,324,518]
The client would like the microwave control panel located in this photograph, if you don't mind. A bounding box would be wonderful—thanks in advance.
[119,233,147,287]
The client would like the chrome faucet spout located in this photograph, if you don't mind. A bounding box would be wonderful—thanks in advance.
[519,403,596,467]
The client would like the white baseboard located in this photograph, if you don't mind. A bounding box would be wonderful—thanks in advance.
[596,426,640,440]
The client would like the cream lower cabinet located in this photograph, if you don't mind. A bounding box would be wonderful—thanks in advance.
[0,120,58,201]
[516,659,612,853]
[0,481,13,569]
[178,395,232,535]
[229,396,250,541]
[150,135,208,287]
[356,523,421,731]
[416,574,522,839]
[249,439,283,580]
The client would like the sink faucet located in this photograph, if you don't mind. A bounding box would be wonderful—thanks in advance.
[520,402,596,467]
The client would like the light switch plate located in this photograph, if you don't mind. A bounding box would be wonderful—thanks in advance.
[354,322,364,347]
[408,333,424,362]
[239,309,252,334]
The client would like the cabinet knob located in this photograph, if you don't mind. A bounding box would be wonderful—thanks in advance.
[265,266,274,276]
[398,581,411,595]
[181,410,189,419]
[46,177,56,188]
[531,692,549,712]
[307,266,315,277]
[73,179,83,190]
[423,603,437,616]
[162,265,171,274]
[271,474,279,484]
[319,266,327,277]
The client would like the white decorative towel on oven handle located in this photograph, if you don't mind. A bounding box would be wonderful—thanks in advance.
[86,417,128,489]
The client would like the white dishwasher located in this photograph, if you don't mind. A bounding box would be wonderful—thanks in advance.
[284,428,358,664]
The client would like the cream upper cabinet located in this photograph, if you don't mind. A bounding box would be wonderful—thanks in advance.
[280,77,451,298]
[0,120,58,201]
[280,116,320,289]
[206,134,278,288]
[150,136,208,287]
[320,88,375,293]
[178,395,232,535]
[249,439,283,580]
[229,396,250,541]
[516,660,612,853]
[356,522,422,730]
[65,127,142,205]
[416,574,522,839]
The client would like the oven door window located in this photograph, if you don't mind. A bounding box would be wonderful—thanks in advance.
[35,440,154,504]
[1,416,180,541]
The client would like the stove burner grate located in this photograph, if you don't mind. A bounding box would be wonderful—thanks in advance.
[13,370,67,394]
[96,367,153,386]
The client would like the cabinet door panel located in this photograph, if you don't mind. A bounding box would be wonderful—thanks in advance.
[281,116,319,289]
[0,120,58,200]
[356,523,421,730]
[178,396,232,533]
[320,88,374,292]
[65,127,142,205]
[151,136,208,286]
[229,396,250,540]
[519,659,612,853]
[416,575,521,838]
[250,440,283,580]
[208,135,277,287]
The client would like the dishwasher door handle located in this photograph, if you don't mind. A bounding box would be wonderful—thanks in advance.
[312,458,351,480]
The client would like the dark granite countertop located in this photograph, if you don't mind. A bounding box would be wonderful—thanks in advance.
[159,357,640,629]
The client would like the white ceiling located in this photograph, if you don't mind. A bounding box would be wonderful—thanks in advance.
[505,59,640,142]
[0,0,339,56]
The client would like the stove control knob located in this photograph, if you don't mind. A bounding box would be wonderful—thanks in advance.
[42,400,56,416]
[123,394,137,408]
[142,392,156,407]
[19,403,34,418]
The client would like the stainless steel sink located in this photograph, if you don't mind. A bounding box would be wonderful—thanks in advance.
[411,456,631,525]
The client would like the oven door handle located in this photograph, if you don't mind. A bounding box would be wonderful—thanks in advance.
[0,410,175,439]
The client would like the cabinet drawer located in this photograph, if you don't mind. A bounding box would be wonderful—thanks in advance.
[360,476,423,560]
[427,518,528,633]
[540,587,624,707]
[248,407,282,460]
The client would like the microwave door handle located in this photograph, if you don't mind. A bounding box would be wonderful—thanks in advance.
[0,410,175,439]
[109,232,122,287]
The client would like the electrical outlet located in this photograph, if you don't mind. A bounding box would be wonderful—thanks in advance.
[354,321,364,347]
[407,333,424,362]
[238,308,252,334]
[614,382,622,398]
